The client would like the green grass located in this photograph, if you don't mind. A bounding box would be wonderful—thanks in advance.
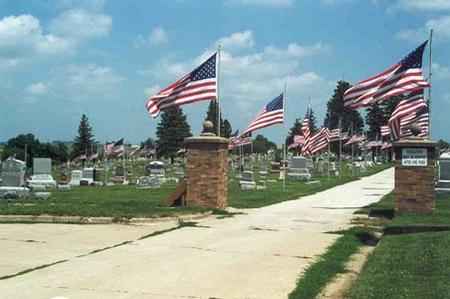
[0,163,391,218]
[347,192,450,299]
[0,184,207,218]
[289,228,370,299]
[348,231,450,299]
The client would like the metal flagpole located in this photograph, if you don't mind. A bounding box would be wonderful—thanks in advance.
[217,45,222,137]
[283,83,287,192]
[351,122,355,177]
[338,117,342,177]
[428,29,433,139]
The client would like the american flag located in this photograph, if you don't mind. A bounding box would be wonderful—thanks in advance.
[344,41,430,109]
[381,142,392,150]
[229,136,252,150]
[308,128,330,155]
[400,108,429,138]
[380,125,391,137]
[88,153,99,161]
[241,93,284,136]
[388,90,428,140]
[146,53,217,118]
[301,112,311,155]
[288,135,305,150]
[344,134,366,146]
[329,128,341,141]
[105,139,124,157]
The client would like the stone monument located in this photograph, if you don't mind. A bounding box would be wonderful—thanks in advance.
[184,121,228,208]
[1,157,26,187]
[393,133,437,214]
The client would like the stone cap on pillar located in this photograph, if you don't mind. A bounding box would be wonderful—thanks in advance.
[184,120,230,148]
[393,137,438,161]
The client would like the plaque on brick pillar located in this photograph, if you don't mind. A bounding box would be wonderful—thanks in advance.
[184,121,229,209]
[393,137,437,214]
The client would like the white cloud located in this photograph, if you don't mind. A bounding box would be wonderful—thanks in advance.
[216,30,254,51]
[144,85,161,97]
[50,9,112,40]
[397,15,450,42]
[26,82,48,95]
[144,32,333,121]
[225,0,294,7]
[134,26,169,48]
[394,0,450,11]
[0,14,73,59]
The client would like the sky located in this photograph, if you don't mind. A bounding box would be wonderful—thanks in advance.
[0,0,449,144]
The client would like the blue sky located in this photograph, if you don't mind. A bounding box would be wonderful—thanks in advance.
[1,0,449,144]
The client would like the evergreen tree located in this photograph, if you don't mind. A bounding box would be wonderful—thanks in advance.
[141,137,155,149]
[223,119,232,138]
[323,81,364,133]
[286,118,303,146]
[252,134,277,154]
[309,108,318,134]
[381,95,403,121]
[156,106,192,162]
[365,104,385,140]
[72,114,95,159]
[204,100,231,137]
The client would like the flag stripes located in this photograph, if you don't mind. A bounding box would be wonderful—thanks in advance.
[241,94,284,136]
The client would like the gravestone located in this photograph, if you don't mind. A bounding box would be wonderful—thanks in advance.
[136,176,161,189]
[437,153,450,191]
[393,138,437,213]
[1,157,25,187]
[289,156,307,169]
[69,170,82,186]
[33,158,52,175]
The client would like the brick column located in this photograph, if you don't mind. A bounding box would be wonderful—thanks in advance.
[184,136,228,209]
[393,138,437,214]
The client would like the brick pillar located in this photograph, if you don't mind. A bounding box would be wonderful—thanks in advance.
[393,138,437,214]
[184,135,228,209]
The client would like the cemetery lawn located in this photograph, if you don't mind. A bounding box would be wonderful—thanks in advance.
[0,184,208,219]
[347,192,450,299]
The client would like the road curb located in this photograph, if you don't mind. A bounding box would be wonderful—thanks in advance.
[0,212,213,225]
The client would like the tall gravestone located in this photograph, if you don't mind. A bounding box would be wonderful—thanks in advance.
[1,157,26,187]
[393,137,437,214]
[184,121,228,208]
[33,158,52,175]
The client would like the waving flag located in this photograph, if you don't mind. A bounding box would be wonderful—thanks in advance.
[288,135,305,150]
[146,53,217,118]
[329,128,341,141]
[301,112,311,155]
[344,41,430,109]
[388,90,428,140]
[241,93,284,136]
[380,125,390,137]
[308,128,330,155]
[400,107,429,138]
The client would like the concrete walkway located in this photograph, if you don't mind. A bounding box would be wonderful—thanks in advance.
[0,169,394,299]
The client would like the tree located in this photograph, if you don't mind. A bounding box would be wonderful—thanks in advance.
[223,119,232,138]
[286,118,303,146]
[156,106,192,162]
[72,114,95,159]
[309,108,318,134]
[365,104,385,140]
[204,100,232,137]
[438,139,450,152]
[141,137,155,149]
[252,134,277,154]
[323,81,364,133]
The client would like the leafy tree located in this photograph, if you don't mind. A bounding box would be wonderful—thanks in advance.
[1,134,69,167]
[252,134,277,154]
[156,106,192,162]
[365,104,385,140]
[323,81,364,133]
[72,114,95,159]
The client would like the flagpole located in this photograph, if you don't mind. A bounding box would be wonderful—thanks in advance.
[217,44,222,137]
[338,117,342,178]
[283,83,287,192]
[428,29,433,139]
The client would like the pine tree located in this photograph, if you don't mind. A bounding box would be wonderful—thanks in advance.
[309,109,318,134]
[204,100,231,137]
[365,104,385,140]
[286,118,303,145]
[323,81,364,133]
[72,114,95,158]
[156,106,192,162]
[223,119,232,138]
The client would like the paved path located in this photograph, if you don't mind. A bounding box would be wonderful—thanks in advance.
[0,169,394,299]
